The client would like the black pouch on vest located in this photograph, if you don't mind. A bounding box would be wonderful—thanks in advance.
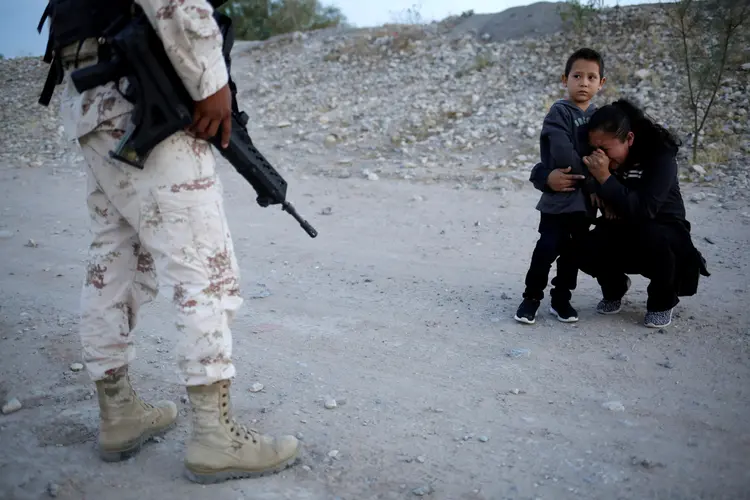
[36,0,134,106]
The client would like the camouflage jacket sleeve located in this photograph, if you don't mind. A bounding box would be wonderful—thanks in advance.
[134,0,228,101]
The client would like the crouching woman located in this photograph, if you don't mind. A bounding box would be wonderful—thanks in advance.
[578,99,709,328]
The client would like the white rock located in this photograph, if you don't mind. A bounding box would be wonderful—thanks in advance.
[691,164,707,175]
[70,362,84,372]
[1,398,22,415]
[602,401,625,412]
[324,398,337,409]
[363,170,379,181]
[249,382,264,393]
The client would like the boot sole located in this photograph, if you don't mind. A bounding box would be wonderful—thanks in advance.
[99,421,177,463]
[184,448,301,484]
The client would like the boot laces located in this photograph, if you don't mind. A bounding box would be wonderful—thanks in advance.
[221,385,258,443]
[229,418,259,443]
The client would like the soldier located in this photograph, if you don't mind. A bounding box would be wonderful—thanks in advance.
[38,0,299,484]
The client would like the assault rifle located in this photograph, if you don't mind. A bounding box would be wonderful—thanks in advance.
[69,10,318,238]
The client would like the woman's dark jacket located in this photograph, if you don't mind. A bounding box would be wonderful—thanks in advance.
[595,145,710,296]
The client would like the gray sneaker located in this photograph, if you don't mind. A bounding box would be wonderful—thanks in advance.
[644,308,673,328]
[596,298,622,315]
[596,277,631,315]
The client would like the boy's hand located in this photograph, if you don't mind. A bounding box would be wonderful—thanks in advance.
[604,205,620,220]
[547,167,585,192]
[590,193,604,208]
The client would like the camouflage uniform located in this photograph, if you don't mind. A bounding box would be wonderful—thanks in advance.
[57,0,299,482]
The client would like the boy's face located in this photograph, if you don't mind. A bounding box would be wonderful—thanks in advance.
[562,59,605,105]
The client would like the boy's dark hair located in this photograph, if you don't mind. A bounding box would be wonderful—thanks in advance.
[564,48,604,78]
[588,98,681,156]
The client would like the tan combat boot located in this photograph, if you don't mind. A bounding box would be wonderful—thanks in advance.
[94,366,178,462]
[184,379,300,484]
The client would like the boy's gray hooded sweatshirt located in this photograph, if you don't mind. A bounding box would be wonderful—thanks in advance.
[529,99,597,215]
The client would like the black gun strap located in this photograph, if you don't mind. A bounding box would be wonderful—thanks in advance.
[229,77,239,114]
[39,58,63,106]
[38,3,51,34]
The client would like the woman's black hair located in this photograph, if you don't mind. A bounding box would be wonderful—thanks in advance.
[588,98,681,157]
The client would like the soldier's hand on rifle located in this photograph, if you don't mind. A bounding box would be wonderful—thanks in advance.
[190,84,232,148]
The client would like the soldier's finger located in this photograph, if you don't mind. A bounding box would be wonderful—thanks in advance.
[206,118,221,142]
[220,114,231,148]
[194,116,212,139]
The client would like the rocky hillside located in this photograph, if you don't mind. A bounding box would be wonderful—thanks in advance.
[1,2,748,197]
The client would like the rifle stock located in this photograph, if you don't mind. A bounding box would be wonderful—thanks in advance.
[70,12,318,238]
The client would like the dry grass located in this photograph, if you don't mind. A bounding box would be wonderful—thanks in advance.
[454,53,495,78]
[323,25,428,62]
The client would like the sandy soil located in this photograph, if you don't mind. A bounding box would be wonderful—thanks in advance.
[1,128,749,500]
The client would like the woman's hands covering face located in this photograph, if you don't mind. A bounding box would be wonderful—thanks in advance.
[583,149,611,183]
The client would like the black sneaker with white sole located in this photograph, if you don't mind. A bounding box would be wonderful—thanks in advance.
[644,308,673,328]
[550,300,579,322]
[514,298,540,324]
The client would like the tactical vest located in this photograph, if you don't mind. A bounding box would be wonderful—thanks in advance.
[36,0,135,106]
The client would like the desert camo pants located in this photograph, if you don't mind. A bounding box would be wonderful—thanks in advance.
[77,128,242,386]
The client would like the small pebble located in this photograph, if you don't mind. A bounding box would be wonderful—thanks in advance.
[416,455,426,463]
[324,398,337,409]
[412,484,434,496]
[478,435,489,442]
[602,401,625,412]
[327,449,340,460]
[2,398,22,415]
[47,482,60,498]
[508,348,531,358]
[249,382,264,393]
[631,456,665,469]
[610,352,630,362]
[70,363,84,372]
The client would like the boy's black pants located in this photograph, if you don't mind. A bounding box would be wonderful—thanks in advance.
[576,219,686,312]
[522,212,591,303]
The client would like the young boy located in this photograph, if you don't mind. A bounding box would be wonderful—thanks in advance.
[514,48,606,325]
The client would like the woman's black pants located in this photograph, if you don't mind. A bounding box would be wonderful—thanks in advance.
[576,219,685,312]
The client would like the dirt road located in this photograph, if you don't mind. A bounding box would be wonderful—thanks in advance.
[1,146,748,500]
